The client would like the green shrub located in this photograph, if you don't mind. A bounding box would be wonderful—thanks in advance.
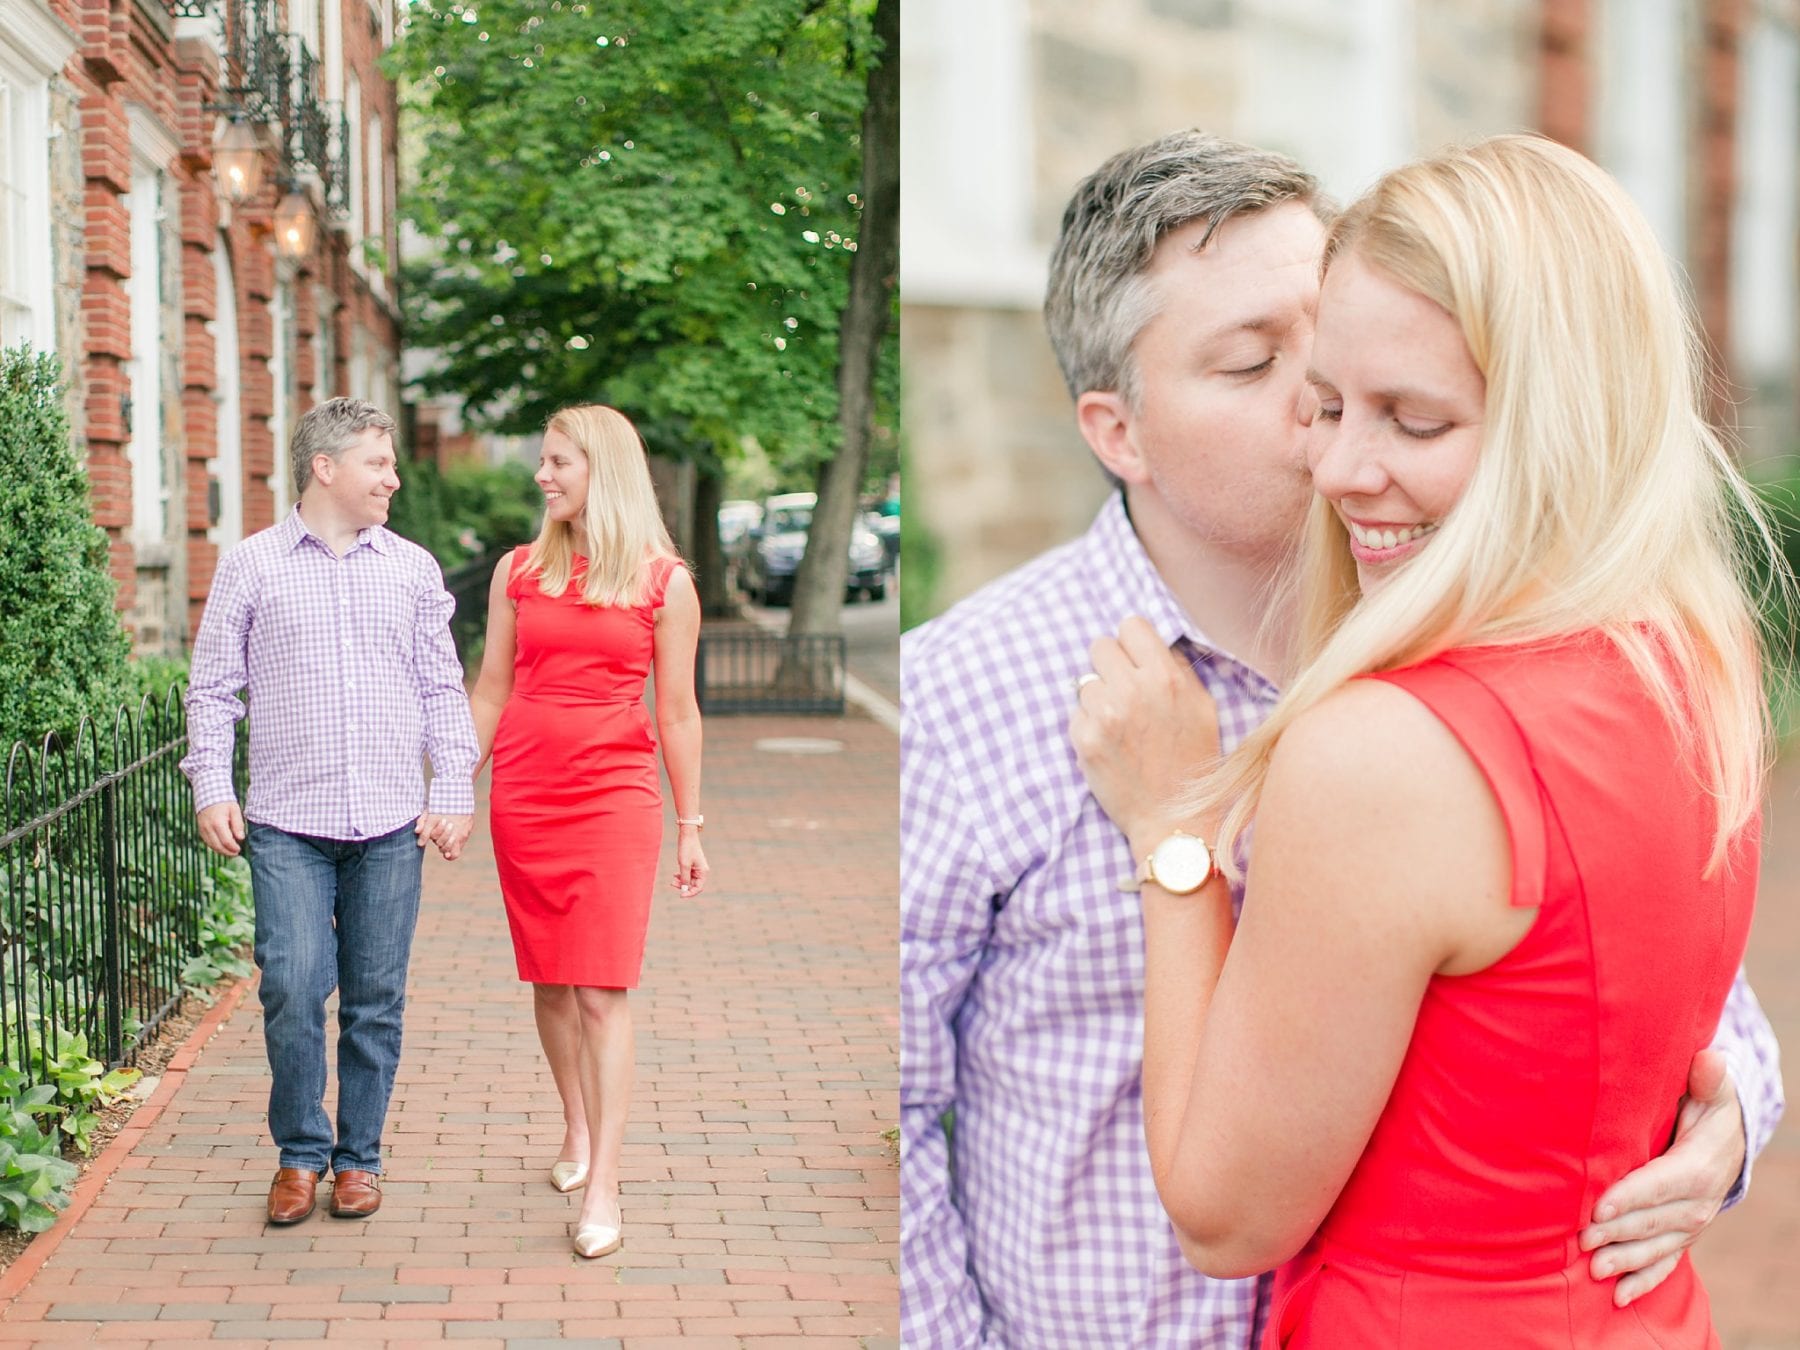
[0,348,131,755]
[898,445,938,633]
[181,854,255,992]
[1744,458,1800,736]
[0,1067,77,1232]
[25,1030,139,1156]
[0,841,253,1229]
[387,456,542,570]
[124,656,189,708]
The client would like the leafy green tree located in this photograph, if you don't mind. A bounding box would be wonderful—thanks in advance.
[388,0,878,475]
[0,349,131,758]
[386,456,543,569]
[787,0,894,637]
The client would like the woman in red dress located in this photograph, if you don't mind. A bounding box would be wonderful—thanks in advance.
[470,403,707,1260]
[1073,135,1776,1344]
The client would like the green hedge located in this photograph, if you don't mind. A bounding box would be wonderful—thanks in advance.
[1747,460,1800,735]
[0,348,131,755]
[386,456,542,571]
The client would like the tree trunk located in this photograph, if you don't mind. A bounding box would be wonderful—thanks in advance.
[691,466,732,616]
[785,0,898,645]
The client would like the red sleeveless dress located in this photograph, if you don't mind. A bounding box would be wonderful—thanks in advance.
[1265,633,1757,1349]
[488,549,677,987]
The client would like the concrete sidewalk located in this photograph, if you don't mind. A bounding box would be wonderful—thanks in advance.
[0,711,898,1348]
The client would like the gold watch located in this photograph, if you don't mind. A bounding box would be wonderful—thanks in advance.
[1120,831,1215,895]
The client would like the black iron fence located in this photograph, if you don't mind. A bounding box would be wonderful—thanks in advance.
[0,689,236,1076]
[442,553,847,714]
[696,631,847,715]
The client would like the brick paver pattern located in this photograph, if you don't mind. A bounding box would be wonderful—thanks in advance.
[0,713,898,1349]
[1694,755,1800,1349]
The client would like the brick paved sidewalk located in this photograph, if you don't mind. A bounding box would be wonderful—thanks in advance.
[1693,754,1800,1349]
[0,713,898,1348]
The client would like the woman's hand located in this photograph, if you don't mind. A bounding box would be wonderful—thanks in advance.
[1070,616,1223,857]
[673,828,710,897]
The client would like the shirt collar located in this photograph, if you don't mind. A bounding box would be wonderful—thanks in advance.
[281,504,391,556]
[1080,492,1218,654]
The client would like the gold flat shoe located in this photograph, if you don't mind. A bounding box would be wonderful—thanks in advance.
[550,1161,589,1193]
[573,1219,622,1259]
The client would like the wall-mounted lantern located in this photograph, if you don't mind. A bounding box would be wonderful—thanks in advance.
[213,116,265,204]
[274,185,317,258]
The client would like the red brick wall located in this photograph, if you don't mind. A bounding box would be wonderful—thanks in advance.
[1538,0,1592,153]
[1536,0,1743,429]
[1695,0,1745,418]
[54,0,406,642]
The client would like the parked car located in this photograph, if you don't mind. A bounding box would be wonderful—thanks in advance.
[740,492,887,606]
[717,499,762,590]
[867,506,900,574]
[718,499,762,551]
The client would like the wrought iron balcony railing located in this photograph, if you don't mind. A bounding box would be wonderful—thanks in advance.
[221,0,286,123]
[177,0,351,222]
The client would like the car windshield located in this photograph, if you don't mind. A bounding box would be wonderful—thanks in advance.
[766,506,813,533]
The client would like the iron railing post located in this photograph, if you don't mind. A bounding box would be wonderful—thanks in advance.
[99,774,124,1066]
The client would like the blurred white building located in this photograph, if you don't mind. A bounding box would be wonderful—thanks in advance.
[902,0,1800,615]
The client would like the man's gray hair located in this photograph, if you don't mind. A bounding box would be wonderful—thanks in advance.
[291,397,399,497]
[1044,130,1328,408]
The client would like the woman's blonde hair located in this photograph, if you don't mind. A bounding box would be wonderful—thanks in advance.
[1200,134,1780,877]
[523,403,682,607]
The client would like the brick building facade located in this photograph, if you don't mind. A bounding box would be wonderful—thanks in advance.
[901,0,1800,616]
[3,0,402,653]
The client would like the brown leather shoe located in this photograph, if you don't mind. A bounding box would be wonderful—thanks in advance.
[329,1169,382,1218]
[267,1168,319,1224]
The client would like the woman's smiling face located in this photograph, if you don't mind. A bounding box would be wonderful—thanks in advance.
[1303,251,1487,594]
[535,428,590,524]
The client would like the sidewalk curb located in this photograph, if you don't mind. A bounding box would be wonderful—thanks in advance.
[846,671,901,734]
[0,971,257,1311]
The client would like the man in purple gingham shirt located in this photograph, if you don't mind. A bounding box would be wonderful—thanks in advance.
[900,132,1784,1348]
[183,398,479,1225]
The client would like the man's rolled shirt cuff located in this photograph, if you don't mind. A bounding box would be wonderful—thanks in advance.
[1720,1045,1758,1209]
[426,780,476,816]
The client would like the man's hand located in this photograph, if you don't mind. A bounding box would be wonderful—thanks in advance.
[1580,1049,1745,1306]
[197,802,246,857]
[1069,616,1222,856]
[415,812,474,861]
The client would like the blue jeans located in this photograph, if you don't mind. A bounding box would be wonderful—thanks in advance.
[246,820,423,1175]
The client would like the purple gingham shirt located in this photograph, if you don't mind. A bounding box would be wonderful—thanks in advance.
[899,493,1784,1349]
[181,508,478,840]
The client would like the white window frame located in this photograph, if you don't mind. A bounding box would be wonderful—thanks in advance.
[367,110,385,295]
[1597,0,1688,260]
[289,0,320,55]
[1731,9,1799,391]
[316,284,336,400]
[0,5,77,352]
[898,0,1038,307]
[323,0,344,102]
[345,71,364,262]
[1241,0,1414,205]
[349,322,369,401]
[125,105,180,552]
[209,236,245,546]
[270,269,296,518]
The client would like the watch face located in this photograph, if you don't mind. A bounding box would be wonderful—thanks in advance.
[1151,834,1213,893]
